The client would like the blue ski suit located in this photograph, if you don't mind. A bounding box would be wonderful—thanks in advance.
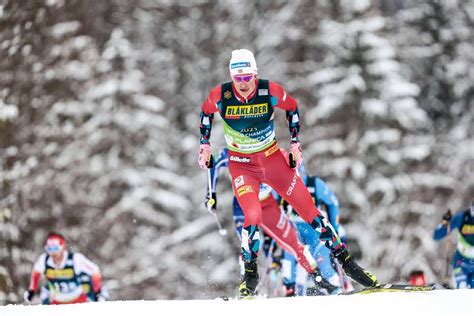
[434,206,474,288]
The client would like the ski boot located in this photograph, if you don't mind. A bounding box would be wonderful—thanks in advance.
[307,269,340,296]
[239,260,259,299]
[334,248,379,287]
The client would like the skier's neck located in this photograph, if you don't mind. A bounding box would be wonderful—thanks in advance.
[52,252,65,266]
[232,83,257,103]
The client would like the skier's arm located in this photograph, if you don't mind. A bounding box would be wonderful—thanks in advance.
[74,253,102,293]
[433,211,463,240]
[24,254,47,302]
[269,81,300,143]
[200,86,221,145]
[28,271,42,293]
[28,254,47,292]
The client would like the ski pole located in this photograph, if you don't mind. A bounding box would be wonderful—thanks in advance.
[206,156,227,236]
[444,209,452,282]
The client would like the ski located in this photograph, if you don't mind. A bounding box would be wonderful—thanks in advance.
[218,283,435,299]
[341,283,435,295]
[216,294,258,300]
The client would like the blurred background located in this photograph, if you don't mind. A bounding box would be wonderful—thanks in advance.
[0,0,473,303]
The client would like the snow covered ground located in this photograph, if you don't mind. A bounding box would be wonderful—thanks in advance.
[1,290,472,316]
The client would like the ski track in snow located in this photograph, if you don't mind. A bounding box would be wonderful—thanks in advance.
[1,289,473,316]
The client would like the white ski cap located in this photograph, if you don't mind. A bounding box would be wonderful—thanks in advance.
[229,49,257,76]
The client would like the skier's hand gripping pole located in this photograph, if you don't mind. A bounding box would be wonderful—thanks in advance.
[289,142,303,169]
[206,155,227,236]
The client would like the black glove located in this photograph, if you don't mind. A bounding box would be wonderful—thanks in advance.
[23,289,35,303]
[442,209,452,222]
[94,289,107,301]
[205,191,217,212]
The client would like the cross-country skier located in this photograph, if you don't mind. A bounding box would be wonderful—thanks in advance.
[206,147,336,294]
[24,232,106,304]
[433,202,474,288]
[198,48,379,298]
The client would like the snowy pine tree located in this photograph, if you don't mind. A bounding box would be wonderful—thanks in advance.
[298,1,444,282]
[394,0,474,130]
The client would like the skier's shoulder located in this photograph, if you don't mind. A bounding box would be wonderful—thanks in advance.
[72,251,92,262]
[310,175,327,192]
[267,80,286,96]
[315,177,334,196]
[267,79,283,89]
[72,252,100,273]
[210,84,222,96]
[32,253,48,273]
[38,252,48,261]
[37,253,48,266]
[202,85,222,113]
[314,176,339,207]
[452,209,469,225]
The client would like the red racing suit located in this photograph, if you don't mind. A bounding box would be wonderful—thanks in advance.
[200,79,343,261]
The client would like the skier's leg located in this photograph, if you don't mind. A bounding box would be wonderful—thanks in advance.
[230,173,262,297]
[295,222,341,288]
[260,195,317,273]
[316,246,342,289]
[264,149,379,287]
[453,252,469,289]
[263,151,343,251]
[232,197,245,239]
[295,264,308,295]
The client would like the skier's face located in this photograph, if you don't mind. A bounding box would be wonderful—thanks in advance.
[45,237,65,257]
[232,73,257,95]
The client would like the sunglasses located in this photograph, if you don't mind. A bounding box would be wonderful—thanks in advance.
[45,244,62,254]
[233,74,255,83]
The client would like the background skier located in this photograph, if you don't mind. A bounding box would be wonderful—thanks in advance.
[24,232,106,304]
